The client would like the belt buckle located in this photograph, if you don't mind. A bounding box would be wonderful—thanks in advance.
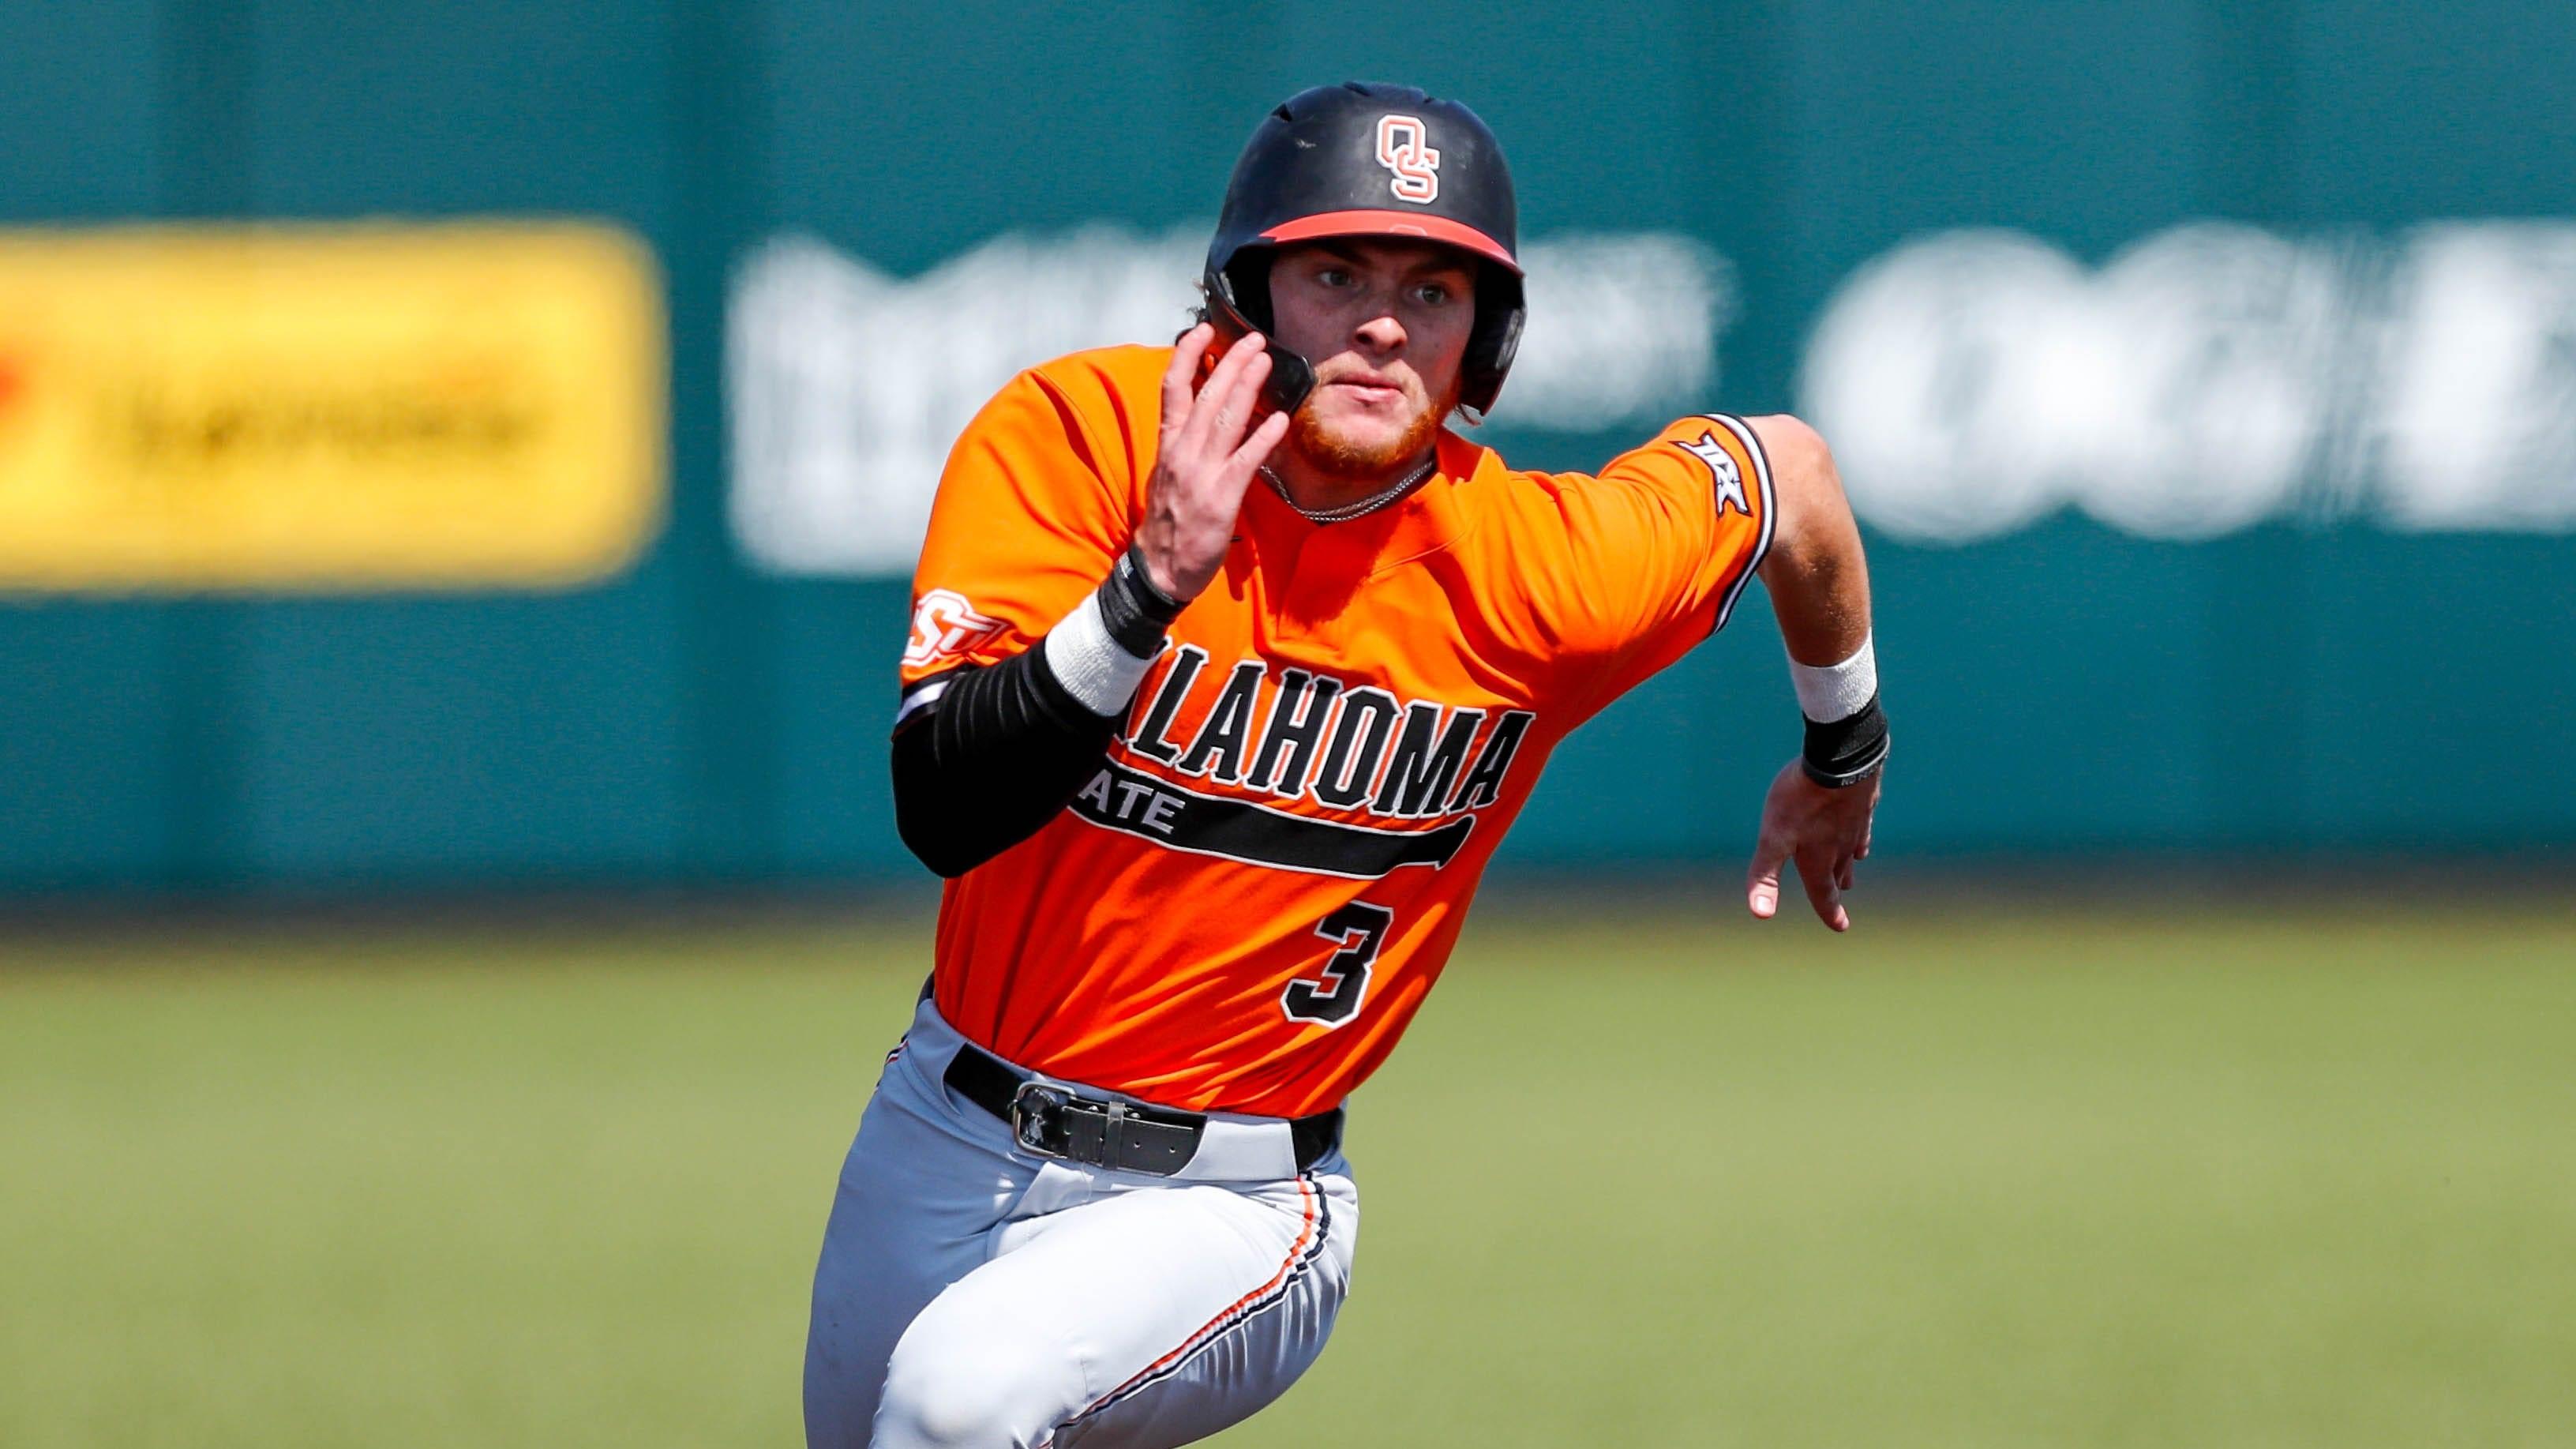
[1009,1081,1075,1159]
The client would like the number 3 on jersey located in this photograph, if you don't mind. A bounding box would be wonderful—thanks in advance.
[1282,903,1393,1027]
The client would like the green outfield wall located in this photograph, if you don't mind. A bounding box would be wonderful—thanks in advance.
[4,0,2572,895]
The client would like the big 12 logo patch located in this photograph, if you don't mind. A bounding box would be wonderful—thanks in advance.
[1375,115,1441,204]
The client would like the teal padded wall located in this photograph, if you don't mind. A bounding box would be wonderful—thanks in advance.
[2,0,2570,895]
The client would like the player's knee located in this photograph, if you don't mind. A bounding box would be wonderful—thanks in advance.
[873,1317,1066,1449]
[872,1362,1029,1448]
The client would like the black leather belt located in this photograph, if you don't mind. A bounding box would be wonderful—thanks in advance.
[942,1040,1341,1177]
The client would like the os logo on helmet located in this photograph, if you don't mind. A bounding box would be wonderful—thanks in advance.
[1374,115,1440,204]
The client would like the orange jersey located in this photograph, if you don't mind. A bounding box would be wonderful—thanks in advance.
[901,345,1775,1117]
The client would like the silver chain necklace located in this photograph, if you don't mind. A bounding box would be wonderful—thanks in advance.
[1260,455,1438,524]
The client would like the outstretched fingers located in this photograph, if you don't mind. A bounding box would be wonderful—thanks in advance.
[1222,410,1292,489]
[1161,323,1213,448]
[1182,332,1269,457]
[1181,350,1274,519]
[1797,847,1850,932]
[1746,831,1790,920]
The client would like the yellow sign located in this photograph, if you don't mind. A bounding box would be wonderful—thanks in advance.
[0,223,663,591]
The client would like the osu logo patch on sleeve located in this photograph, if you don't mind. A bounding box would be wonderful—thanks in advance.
[903,588,1007,670]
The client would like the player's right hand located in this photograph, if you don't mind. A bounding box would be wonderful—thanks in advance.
[1138,322,1292,602]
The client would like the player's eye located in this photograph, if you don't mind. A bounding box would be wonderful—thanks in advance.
[1413,282,1453,306]
[1315,266,1353,288]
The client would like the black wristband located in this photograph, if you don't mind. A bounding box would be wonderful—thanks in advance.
[1097,544,1185,659]
[1802,694,1889,788]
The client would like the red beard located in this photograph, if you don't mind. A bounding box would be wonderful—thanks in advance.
[1285,376,1457,482]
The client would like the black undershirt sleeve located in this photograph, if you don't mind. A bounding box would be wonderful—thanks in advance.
[890,647,1123,879]
[891,547,1183,878]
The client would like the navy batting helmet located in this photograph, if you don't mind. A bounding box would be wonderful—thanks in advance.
[1204,82,1525,419]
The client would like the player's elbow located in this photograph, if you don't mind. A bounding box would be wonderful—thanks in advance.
[892,787,988,880]
[889,726,985,879]
[1748,413,1858,574]
[1749,412,1834,487]
[894,813,981,880]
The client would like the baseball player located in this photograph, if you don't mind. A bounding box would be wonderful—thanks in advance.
[805,81,1886,1448]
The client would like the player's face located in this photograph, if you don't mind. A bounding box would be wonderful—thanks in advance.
[1267,239,1476,479]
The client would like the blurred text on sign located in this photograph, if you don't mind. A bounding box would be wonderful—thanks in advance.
[726,226,1730,577]
[0,223,664,592]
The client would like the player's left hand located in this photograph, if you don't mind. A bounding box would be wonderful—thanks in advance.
[1745,760,1879,931]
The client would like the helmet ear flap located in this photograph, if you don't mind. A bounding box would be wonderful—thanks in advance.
[1214,250,1277,335]
[1195,247,1315,416]
[1459,263,1526,418]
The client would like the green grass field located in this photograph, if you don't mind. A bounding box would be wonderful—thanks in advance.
[5,899,2571,1447]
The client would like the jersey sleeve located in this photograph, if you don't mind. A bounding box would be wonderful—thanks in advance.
[1541,413,1777,715]
[899,363,1137,694]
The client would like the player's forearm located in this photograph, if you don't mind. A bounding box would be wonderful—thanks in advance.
[890,549,1181,877]
[1747,415,1887,788]
[892,648,1120,877]
[1749,415,1870,666]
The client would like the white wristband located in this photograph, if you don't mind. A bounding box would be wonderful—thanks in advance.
[1042,590,1161,716]
[1789,632,1877,723]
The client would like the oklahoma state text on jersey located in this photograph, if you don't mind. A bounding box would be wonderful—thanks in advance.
[901,345,1774,1117]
